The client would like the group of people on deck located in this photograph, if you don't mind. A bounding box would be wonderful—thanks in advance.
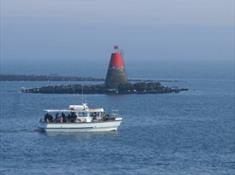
[44,112,77,123]
[43,111,113,123]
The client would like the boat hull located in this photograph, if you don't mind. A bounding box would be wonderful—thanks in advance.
[39,120,122,132]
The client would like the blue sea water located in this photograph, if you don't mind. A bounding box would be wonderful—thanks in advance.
[0,79,235,175]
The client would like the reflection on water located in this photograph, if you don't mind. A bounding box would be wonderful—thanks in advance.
[0,129,36,134]
[44,130,119,138]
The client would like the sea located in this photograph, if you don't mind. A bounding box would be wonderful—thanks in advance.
[0,77,235,175]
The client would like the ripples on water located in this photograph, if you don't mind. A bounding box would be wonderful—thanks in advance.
[0,79,235,175]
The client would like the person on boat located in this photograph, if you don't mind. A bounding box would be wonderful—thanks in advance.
[62,112,66,122]
[60,116,63,123]
[44,113,49,122]
[103,113,109,121]
[70,112,76,123]
[67,113,71,122]
[44,113,53,123]
[92,113,97,121]
[55,113,60,123]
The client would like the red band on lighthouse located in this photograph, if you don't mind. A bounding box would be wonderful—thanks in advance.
[109,52,125,69]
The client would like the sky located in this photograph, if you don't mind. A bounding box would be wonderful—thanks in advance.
[0,0,234,78]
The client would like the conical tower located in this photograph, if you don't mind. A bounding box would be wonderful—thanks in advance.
[105,46,128,89]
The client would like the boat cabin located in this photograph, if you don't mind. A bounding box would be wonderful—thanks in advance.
[42,103,112,123]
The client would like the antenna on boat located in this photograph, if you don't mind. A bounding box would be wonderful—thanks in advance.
[81,84,84,103]
[81,84,87,104]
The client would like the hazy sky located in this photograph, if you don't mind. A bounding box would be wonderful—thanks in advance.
[0,0,234,78]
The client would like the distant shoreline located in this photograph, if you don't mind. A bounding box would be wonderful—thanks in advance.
[0,74,182,82]
[0,74,104,82]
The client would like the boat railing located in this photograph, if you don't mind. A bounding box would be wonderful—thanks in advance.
[41,113,118,123]
[111,109,119,117]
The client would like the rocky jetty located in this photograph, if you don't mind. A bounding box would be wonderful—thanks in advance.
[21,82,188,94]
[13,47,189,95]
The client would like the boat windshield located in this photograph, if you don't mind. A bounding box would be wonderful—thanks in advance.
[78,112,89,117]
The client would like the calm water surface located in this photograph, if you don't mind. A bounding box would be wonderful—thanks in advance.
[0,79,235,175]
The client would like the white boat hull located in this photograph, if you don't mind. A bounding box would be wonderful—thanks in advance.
[39,120,122,132]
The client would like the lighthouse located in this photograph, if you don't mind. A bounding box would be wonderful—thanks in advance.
[105,46,128,89]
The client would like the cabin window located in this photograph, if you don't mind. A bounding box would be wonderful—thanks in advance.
[78,112,88,117]
[90,112,96,117]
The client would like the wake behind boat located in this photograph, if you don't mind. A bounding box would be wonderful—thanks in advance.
[39,103,122,132]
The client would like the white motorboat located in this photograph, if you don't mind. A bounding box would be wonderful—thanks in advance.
[39,103,122,132]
